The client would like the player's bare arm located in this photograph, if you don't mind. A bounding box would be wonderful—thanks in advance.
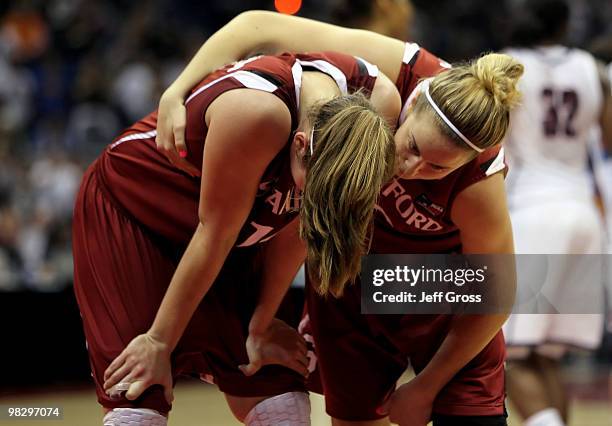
[102,89,291,402]
[249,217,305,336]
[383,174,516,425]
[425,173,516,390]
[238,217,310,378]
[157,11,405,158]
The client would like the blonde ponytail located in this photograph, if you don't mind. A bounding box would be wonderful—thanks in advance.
[300,92,395,297]
[472,53,524,109]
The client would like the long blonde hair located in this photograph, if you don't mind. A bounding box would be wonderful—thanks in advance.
[300,92,395,297]
[414,53,524,151]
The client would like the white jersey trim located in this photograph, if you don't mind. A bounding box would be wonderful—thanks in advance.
[291,61,303,110]
[111,70,280,151]
[403,43,420,64]
[297,59,348,95]
[185,70,278,105]
[485,147,506,176]
[110,129,157,150]
[355,56,380,77]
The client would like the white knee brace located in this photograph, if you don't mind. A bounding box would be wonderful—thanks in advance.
[524,408,566,426]
[244,392,310,426]
[103,408,167,426]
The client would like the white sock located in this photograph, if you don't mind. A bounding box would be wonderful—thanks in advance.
[103,408,167,426]
[244,392,310,426]
[524,408,566,426]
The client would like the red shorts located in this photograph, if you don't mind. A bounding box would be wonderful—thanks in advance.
[305,276,506,421]
[72,163,304,413]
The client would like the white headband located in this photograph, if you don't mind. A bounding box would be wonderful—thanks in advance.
[421,79,484,153]
[309,127,315,155]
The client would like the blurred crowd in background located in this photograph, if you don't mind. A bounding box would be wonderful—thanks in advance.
[1,0,612,292]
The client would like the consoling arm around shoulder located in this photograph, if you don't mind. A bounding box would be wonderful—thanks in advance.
[165,10,406,100]
[157,11,405,167]
[231,11,406,83]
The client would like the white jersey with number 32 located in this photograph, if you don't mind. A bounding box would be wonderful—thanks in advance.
[503,45,603,203]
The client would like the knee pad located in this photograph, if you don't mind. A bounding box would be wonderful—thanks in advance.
[103,408,167,426]
[524,408,565,426]
[244,392,310,426]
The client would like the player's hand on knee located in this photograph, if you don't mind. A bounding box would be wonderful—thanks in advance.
[377,380,434,426]
[239,318,309,378]
[155,88,200,177]
[103,333,174,404]
[124,376,174,405]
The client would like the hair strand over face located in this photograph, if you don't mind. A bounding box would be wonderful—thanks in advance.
[300,91,395,297]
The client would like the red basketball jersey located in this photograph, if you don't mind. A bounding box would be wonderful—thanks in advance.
[96,52,378,247]
[372,43,506,254]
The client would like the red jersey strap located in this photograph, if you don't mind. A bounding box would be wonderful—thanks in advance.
[186,53,301,130]
[295,51,379,97]
[452,146,507,201]
[395,42,451,107]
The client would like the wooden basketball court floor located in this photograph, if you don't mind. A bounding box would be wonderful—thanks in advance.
[1,379,609,426]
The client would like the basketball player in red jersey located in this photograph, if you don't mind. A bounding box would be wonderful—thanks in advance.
[73,51,398,425]
[154,12,523,426]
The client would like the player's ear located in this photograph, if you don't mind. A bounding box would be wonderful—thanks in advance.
[407,87,423,110]
[292,130,308,161]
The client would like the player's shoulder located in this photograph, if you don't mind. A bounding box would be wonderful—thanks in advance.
[208,86,290,130]
[395,42,450,105]
[238,89,291,125]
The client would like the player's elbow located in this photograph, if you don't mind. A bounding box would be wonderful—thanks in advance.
[197,211,241,250]
[231,10,284,56]
[197,205,207,227]
[233,10,276,30]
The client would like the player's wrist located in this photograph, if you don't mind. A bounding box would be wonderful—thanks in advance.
[409,370,445,397]
[248,321,271,337]
[146,329,174,354]
[248,309,276,336]
[161,85,188,104]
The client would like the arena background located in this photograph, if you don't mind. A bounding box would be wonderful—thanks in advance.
[0,0,611,424]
